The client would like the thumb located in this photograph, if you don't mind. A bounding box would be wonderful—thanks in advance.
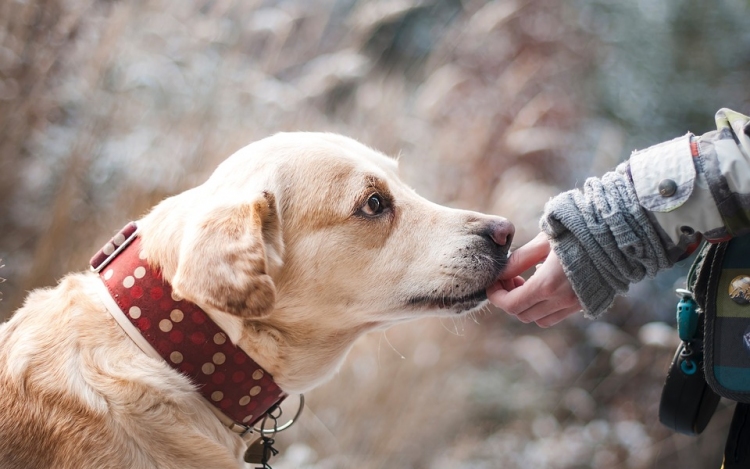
[499,232,551,279]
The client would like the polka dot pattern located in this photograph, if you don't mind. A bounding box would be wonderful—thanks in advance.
[170,351,183,364]
[170,309,184,323]
[159,319,173,332]
[94,227,286,427]
[113,232,126,245]
[89,222,138,272]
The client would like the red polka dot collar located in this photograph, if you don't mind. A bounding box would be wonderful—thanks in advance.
[90,222,287,432]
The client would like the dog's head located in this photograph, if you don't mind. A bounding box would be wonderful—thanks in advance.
[139,132,513,390]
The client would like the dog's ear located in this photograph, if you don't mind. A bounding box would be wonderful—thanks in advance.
[171,192,283,318]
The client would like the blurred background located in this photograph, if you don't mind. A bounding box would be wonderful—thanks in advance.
[1,0,749,467]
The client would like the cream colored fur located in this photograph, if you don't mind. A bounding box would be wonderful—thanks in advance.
[0,133,512,468]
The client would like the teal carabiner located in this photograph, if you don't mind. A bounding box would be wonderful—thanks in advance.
[680,358,698,375]
[675,288,699,342]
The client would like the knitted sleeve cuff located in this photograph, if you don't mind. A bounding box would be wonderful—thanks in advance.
[541,169,673,318]
[547,230,617,318]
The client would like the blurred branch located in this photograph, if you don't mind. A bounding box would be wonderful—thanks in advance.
[0,259,5,303]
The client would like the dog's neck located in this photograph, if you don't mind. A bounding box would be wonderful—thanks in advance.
[136,210,379,395]
[239,310,379,394]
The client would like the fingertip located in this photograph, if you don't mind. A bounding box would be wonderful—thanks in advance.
[486,285,506,306]
[500,235,552,278]
[486,280,505,297]
[535,319,550,328]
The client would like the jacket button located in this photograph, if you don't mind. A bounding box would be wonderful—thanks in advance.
[658,179,677,197]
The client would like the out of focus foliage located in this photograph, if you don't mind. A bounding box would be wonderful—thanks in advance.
[1,1,748,468]
[580,0,750,147]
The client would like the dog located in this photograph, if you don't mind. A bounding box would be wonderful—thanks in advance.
[0,132,513,468]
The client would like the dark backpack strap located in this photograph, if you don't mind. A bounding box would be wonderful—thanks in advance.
[691,240,717,310]
[724,402,750,468]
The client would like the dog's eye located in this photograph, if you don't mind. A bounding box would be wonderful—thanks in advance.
[362,194,384,216]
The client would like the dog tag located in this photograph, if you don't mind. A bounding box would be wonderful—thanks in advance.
[244,436,279,467]
[244,438,266,464]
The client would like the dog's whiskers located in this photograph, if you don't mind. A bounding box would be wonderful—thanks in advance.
[380,330,405,360]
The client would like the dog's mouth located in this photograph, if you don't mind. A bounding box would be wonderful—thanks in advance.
[403,243,509,315]
[406,288,489,313]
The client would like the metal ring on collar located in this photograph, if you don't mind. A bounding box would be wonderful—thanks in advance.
[254,394,305,435]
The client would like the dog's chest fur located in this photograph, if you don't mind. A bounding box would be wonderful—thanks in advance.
[0,274,248,469]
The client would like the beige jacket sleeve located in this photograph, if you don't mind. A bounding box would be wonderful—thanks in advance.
[629,108,750,257]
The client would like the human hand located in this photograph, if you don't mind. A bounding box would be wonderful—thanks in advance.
[487,232,582,327]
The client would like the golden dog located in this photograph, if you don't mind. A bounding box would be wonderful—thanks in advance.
[0,133,513,468]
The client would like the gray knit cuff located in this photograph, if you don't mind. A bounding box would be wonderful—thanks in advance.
[541,169,673,318]
[547,228,618,319]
